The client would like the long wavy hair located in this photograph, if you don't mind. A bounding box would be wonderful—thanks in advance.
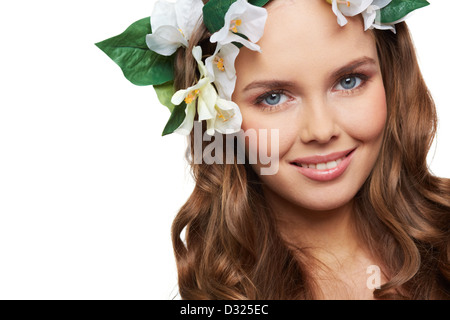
[170,2,450,299]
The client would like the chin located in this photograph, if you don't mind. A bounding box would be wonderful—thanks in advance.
[263,181,358,214]
[292,195,355,213]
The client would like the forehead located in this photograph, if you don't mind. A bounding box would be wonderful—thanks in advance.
[235,0,378,80]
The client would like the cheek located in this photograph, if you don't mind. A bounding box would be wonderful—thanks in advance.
[339,81,387,142]
[241,109,298,161]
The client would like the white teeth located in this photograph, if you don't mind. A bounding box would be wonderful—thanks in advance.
[326,160,337,169]
[316,163,327,170]
[298,156,345,170]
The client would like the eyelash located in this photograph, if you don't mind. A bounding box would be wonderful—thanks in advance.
[253,72,370,111]
[254,89,289,111]
[333,73,370,95]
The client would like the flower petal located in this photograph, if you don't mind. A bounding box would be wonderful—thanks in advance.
[215,32,261,52]
[205,50,218,83]
[214,98,243,134]
[332,0,348,26]
[220,44,240,79]
[215,112,242,134]
[192,46,208,78]
[146,25,187,56]
[362,0,394,31]
[175,0,204,40]
[205,118,216,136]
[209,23,230,45]
[205,43,239,100]
[372,0,392,10]
[174,102,196,135]
[362,6,377,30]
[339,0,372,16]
[214,71,236,101]
[171,88,189,106]
[197,84,217,121]
[210,0,267,46]
[210,0,249,44]
[372,22,396,33]
[171,77,211,105]
[238,8,267,43]
[192,44,203,62]
[216,97,238,111]
[151,0,177,32]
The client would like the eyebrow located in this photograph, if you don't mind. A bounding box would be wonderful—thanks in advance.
[331,56,377,79]
[243,80,297,92]
[242,56,377,92]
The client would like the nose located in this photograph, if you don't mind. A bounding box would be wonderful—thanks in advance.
[299,97,339,144]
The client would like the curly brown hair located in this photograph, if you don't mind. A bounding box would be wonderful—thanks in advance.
[170,1,450,299]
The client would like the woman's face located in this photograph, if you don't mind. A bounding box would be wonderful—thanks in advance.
[232,0,387,212]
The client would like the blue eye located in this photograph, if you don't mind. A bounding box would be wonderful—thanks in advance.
[260,92,288,106]
[265,93,281,105]
[336,76,362,91]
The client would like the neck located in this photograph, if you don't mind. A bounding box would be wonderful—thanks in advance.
[264,187,363,264]
[263,187,384,299]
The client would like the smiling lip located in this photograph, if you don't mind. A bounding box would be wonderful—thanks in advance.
[290,148,356,182]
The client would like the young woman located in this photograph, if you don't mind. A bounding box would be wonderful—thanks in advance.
[97,0,450,299]
[171,0,450,300]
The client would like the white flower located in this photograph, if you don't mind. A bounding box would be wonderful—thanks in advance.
[172,78,217,135]
[362,0,395,32]
[330,0,373,26]
[146,0,203,56]
[209,0,268,52]
[207,97,243,135]
[205,43,240,100]
[171,46,243,135]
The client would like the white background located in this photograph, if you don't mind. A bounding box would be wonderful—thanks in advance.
[0,0,448,299]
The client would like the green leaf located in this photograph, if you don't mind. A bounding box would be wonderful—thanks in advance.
[162,102,187,136]
[203,0,236,34]
[380,0,430,24]
[154,81,176,112]
[95,17,174,86]
[203,0,270,34]
[249,0,270,7]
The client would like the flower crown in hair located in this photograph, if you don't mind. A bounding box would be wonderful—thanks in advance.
[95,0,429,136]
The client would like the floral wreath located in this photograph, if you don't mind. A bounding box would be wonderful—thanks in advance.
[96,0,429,136]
